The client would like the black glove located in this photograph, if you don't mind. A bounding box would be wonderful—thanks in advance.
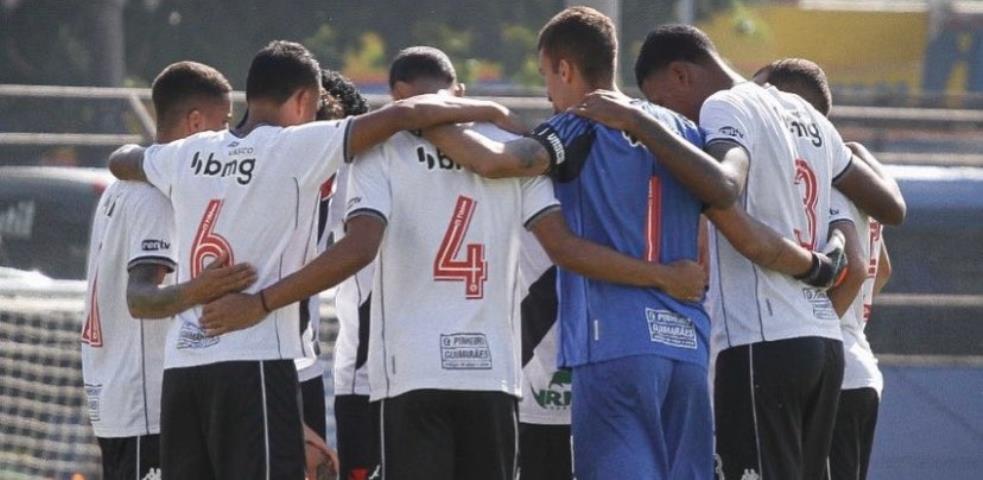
[794,230,848,289]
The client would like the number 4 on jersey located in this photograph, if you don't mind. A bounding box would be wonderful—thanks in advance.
[434,195,487,299]
[191,199,234,278]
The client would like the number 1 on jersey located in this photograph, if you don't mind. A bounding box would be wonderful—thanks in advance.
[191,199,234,278]
[434,195,487,299]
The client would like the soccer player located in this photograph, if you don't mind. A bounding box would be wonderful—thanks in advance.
[81,61,255,480]
[631,26,906,480]
[755,58,893,480]
[197,44,707,480]
[313,69,378,480]
[292,69,371,478]
[107,40,525,480]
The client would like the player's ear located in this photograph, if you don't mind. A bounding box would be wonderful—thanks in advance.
[186,109,204,135]
[391,81,411,101]
[558,59,574,84]
[668,61,691,88]
[453,83,466,97]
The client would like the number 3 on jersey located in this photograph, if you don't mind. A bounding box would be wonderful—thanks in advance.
[434,195,487,299]
[191,199,234,278]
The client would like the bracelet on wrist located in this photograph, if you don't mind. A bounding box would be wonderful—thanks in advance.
[258,289,272,313]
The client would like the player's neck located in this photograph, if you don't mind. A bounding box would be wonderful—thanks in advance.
[236,103,288,136]
[155,128,182,144]
[713,56,746,89]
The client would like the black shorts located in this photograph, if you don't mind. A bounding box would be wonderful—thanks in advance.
[334,394,380,480]
[518,423,572,480]
[97,434,160,480]
[301,376,328,439]
[714,336,844,480]
[828,387,880,480]
[380,389,517,480]
[160,360,305,480]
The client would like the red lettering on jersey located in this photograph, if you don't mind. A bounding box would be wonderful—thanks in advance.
[81,272,103,347]
[191,199,234,278]
[646,177,662,262]
[793,159,819,250]
[433,195,487,299]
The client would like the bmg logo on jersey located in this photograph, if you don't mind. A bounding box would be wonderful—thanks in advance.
[190,151,255,185]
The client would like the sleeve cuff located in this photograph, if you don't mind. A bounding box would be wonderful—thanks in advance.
[127,256,177,273]
[346,207,388,226]
[524,204,562,229]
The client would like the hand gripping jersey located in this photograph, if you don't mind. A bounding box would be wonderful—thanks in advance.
[142,119,352,369]
[702,83,851,354]
[344,123,560,401]
[529,101,709,369]
[328,164,374,396]
[516,231,568,425]
[81,180,175,437]
[830,190,884,395]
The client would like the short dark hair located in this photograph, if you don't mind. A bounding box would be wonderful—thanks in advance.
[388,46,456,88]
[318,69,369,120]
[246,40,321,103]
[538,6,617,86]
[635,24,717,88]
[151,61,231,128]
[756,58,833,116]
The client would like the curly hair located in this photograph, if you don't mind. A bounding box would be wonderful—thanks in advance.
[317,69,369,120]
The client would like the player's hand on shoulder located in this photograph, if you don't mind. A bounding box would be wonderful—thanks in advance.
[571,89,642,132]
[795,230,849,289]
[188,252,258,305]
[662,259,708,303]
[303,424,339,480]
[199,292,266,337]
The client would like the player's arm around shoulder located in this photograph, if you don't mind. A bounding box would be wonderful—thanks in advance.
[422,124,552,179]
[571,90,742,209]
[108,144,148,182]
[528,209,706,302]
[346,94,523,158]
[834,141,907,225]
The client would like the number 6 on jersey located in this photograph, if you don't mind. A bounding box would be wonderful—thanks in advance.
[434,195,487,299]
[191,199,234,278]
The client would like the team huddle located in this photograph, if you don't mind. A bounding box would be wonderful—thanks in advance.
[79,6,906,480]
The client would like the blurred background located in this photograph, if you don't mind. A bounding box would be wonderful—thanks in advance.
[1,1,981,479]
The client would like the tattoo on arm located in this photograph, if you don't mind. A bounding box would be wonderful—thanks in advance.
[506,138,550,174]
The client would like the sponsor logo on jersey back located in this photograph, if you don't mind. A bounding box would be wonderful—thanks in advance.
[176,321,220,349]
[440,333,492,369]
[646,309,698,349]
[84,384,102,422]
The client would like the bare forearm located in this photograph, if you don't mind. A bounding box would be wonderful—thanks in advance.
[549,235,668,288]
[127,282,195,319]
[425,126,547,178]
[399,95,507,130]
[263,218,382,310]
[628,112,741,208]
[706,206,813,276]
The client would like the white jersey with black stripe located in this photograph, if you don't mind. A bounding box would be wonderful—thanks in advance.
[703,83,850,355]
[81,180,175,437]
[328,164,374,395]
[345,123,560,401]
[830,191,884,395]
[142,119,352,369]
[516,232,570,425]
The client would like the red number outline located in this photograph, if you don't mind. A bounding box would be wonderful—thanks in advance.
[191,199,234,278]
[81,272,103,347]
[433,196,487,299]
[794,159,819,250]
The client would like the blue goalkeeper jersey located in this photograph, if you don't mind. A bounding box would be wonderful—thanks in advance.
[529,100,709,368]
